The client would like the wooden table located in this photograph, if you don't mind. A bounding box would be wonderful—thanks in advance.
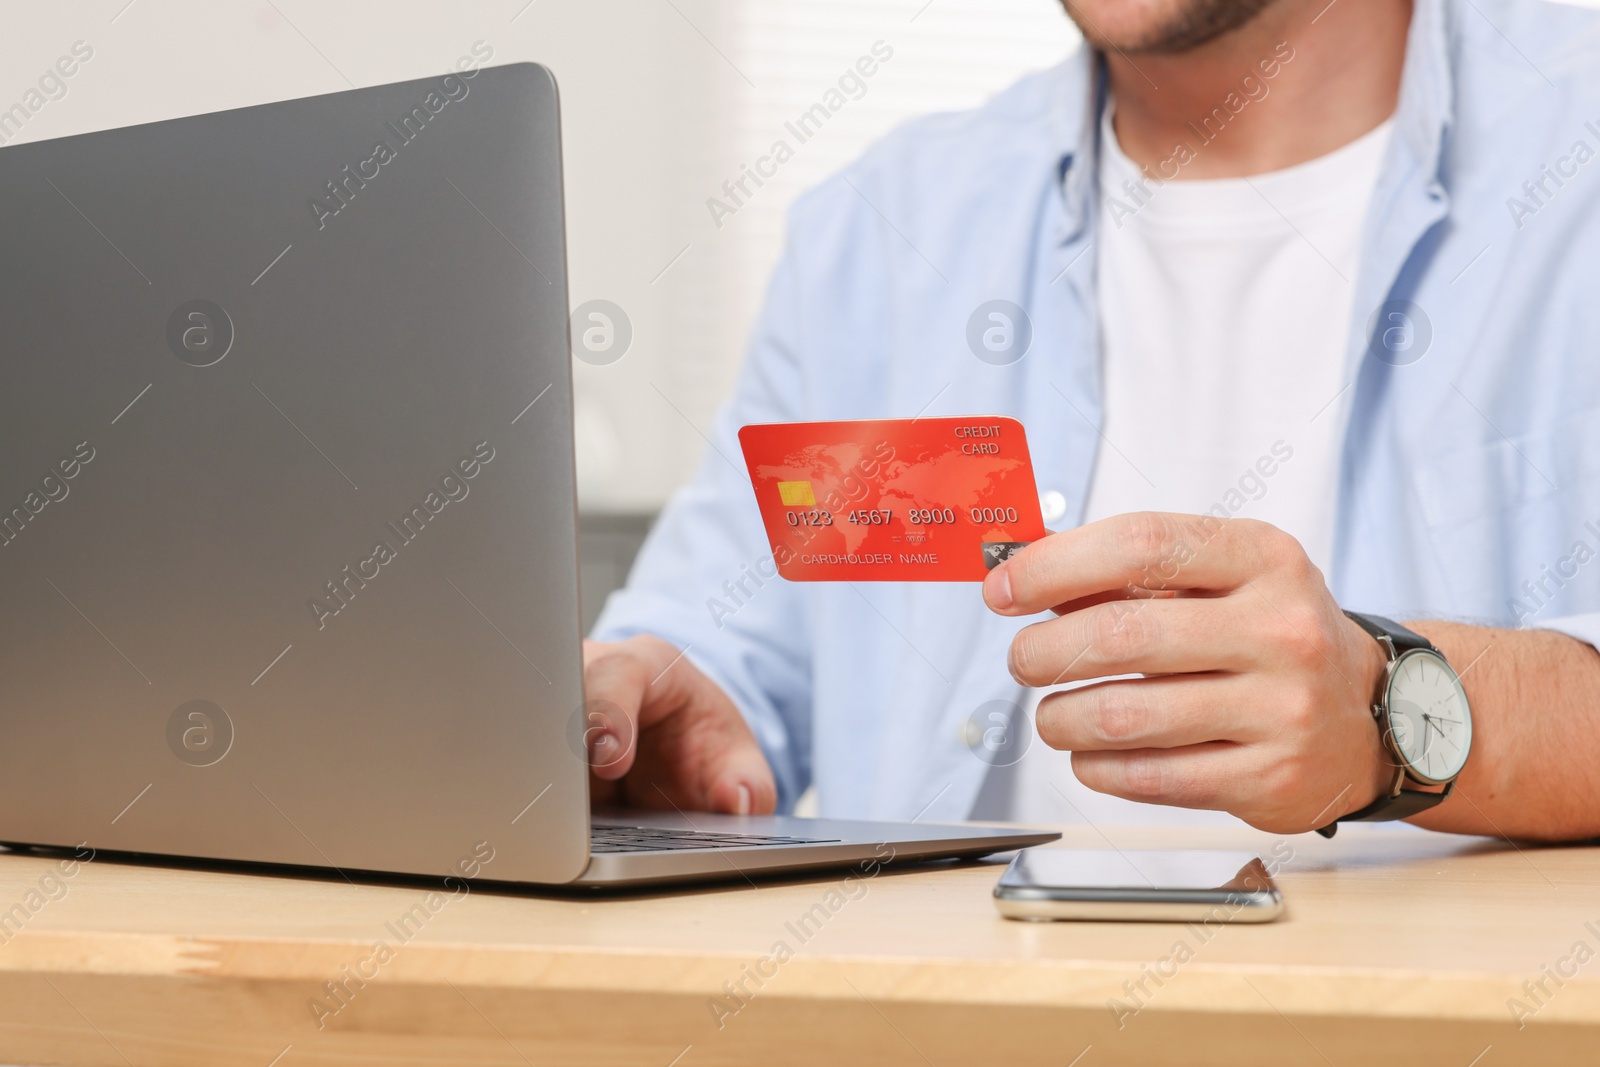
[0,824,1596,1066]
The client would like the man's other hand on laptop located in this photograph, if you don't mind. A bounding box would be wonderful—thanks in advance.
[582,635,779,816]
[983,512,1392,835]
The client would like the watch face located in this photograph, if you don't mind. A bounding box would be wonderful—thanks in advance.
[1384,649,1472,784]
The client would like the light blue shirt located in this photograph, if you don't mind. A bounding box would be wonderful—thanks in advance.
[595,0,1600,820]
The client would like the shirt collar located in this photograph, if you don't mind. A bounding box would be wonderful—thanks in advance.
[1049,44,1105,244]
[1396,0,1455,189]
[1052,0,1456,235]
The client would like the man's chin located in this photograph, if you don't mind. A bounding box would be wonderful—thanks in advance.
[1063,0,1283,55]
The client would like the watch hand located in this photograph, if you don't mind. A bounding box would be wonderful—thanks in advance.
[1416,716,1434,757]
[1423,715,1462,759]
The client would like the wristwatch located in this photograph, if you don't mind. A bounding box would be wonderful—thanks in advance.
[1315,612,1473,838]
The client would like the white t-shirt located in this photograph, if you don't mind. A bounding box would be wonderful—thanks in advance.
[974,108,1395,825]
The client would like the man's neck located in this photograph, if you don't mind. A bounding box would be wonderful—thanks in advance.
[1105,0,1412,179]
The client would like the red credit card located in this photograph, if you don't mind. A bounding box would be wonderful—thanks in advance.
[738,416,1046,581]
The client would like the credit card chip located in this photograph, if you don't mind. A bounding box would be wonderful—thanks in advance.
[777,481,816,506]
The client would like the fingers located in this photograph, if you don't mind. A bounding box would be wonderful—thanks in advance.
[1070,742,1258,812]
[629,702,779,815]
[1007,596,1255,687]
[985,512,1308,617]
[1070,741,1341,833]
[1035,674,1267,752]
[581,636,778,816]
[1044,587,1179,618]
[981,512,1375,833]
[696,722,780,816]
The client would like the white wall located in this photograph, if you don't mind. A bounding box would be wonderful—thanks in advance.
[0,0,1078,511]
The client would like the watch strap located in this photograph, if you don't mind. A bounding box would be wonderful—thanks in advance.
[1315,781,1453,838]
[1343,611,1436,654]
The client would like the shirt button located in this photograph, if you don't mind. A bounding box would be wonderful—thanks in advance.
[1039,490,1067,524]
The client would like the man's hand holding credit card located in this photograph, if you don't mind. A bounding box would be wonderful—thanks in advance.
[591,413,1470,838]
[738,416,1046,581]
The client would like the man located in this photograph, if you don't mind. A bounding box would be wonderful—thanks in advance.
[587,0,1600,841]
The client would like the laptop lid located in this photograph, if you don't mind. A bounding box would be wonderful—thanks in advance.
[0,64,591,884]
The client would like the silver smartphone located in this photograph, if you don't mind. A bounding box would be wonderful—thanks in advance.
[993,849,1284,922]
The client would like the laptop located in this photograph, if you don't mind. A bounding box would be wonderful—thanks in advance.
[0,63,1057,888]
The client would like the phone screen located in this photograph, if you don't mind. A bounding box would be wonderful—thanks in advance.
[998,849,1265,893]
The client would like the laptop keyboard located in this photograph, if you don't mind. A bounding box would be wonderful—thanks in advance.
[590,824,840,853]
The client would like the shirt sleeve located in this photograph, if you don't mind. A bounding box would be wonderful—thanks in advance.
[1530,613,1600,651]
[590,239,814,812]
